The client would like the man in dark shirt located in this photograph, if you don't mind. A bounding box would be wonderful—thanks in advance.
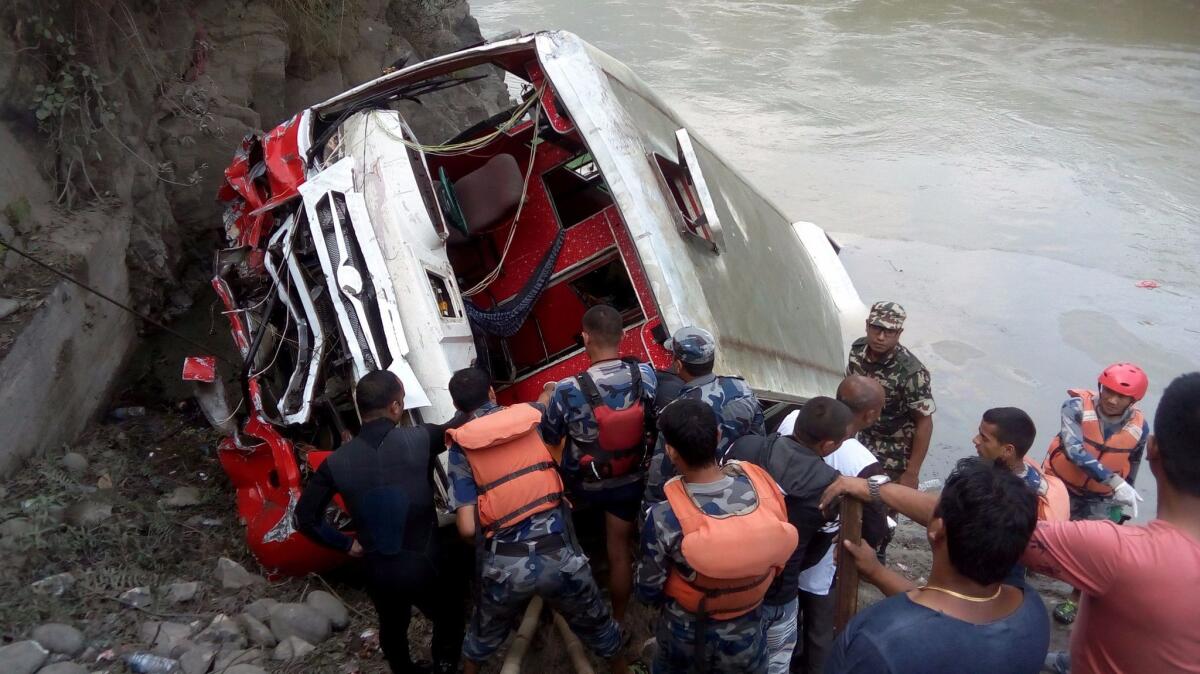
[295,370,464,674]
[724,397,847,673]
[824,459,1048,674]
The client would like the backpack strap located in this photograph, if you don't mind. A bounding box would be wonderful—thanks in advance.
[575,371,606,410]
[627,361,643,402]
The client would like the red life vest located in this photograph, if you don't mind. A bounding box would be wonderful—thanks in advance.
[572,361,650,481]
[662,461,798,620]
[445,404,564,538]
[1043,389,1145,497]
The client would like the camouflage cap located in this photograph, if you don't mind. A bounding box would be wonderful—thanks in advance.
[663,326,716,365]
[867,301,906,330]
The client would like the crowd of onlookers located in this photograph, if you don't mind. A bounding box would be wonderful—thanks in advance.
[295,301,1200,674]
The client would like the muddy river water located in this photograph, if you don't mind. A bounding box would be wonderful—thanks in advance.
[473,0,1200,517]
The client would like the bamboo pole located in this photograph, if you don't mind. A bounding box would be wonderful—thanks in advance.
[553,610,596,674]
[500,596,544,674]
[834,497,864,633]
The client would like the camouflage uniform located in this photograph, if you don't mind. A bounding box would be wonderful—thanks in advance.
[1055,395,1148,519]
[637,469,769,673]
[846,302,935,477]
[541,358,658,499]
[447,402,622,663]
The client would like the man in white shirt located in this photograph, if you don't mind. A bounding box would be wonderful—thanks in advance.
[778,375,890,674]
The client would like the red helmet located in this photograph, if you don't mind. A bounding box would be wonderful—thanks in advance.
[1098,363,1148,402]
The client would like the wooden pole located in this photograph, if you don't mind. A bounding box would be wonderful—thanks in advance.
[834,497,864,633]
[553,611,596,674]
[500,596,544,674]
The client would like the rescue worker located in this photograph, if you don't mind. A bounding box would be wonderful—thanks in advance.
[846,301,934,562]
[637,398,797,673]
[540,304,658,623]
[846,301,935,489]
[724,397,847,674]
[1040,362,1149,626]
[973,407,1069,522]
[643,326,765,505]
[445,368,629,674]
[295,370,465,674]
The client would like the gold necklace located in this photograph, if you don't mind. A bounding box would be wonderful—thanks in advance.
[917,584,1003,602]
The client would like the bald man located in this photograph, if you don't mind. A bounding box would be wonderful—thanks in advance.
[778,375,890,674]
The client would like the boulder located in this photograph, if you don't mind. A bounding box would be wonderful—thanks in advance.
[0,297,21,320]
[36,663,88,674]
[272,635,315,661]
[30,572,76,596]
[242,598,278,622]
[162,580,201,604]
[163,486,202,508]
[213,647,263,672]
[215,557,265,590]
[179,644,216,674]
[194,614,247,649]
[60,452,89,475]
[31,623,85,656]
[305,590,349,630]
[238,613,276,648]
[267,602,331,645]
[140,620,194,657]
[0,640,48,674]
[64,500,113,527]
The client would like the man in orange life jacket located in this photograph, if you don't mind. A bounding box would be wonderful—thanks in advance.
[1040,362,1149,628]
[541,304,658,623]
[636,398,797,673]
[445,367,629,674]
[973,407,1070,523]
[295,370,466,674]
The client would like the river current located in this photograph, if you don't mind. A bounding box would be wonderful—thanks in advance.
[473,0,1200,518]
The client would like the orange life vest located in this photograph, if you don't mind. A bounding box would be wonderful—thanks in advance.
[1024,459,1070,522]
[662,461,798,620]
[445,404,564,538]
[1043,389,1145,497]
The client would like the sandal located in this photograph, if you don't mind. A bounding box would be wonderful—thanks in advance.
[1053,599,1078,625]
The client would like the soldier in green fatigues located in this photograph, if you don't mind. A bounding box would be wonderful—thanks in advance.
[846,301,936,488]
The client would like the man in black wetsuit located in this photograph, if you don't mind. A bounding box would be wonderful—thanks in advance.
[296,370,464,674]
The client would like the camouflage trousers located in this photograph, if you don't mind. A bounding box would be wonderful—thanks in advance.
[859,432,914,476]
[652,602,767,674]
[463,544,621,663]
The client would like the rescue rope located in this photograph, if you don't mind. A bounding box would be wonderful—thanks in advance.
[0,236,235,365]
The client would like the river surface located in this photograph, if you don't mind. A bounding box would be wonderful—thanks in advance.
[473,0,1200,518]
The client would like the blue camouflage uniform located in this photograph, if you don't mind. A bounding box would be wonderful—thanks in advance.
[1056,396,1148,519]
[637,469,769,673]
[541,358,658,518]
[643,373,765,504]
[447,401,622,663]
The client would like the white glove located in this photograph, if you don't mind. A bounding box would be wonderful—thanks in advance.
[1107,476,1143,518]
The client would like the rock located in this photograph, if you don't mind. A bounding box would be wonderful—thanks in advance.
[238,613,276,648]
[304,590,349,630]
[179,644,216,674]
[31,623,85,656]
[242,598,278,622]
[140,621,194,657]
[64,500,113,527]
[215,557,265,590]
[61,452,89,475]
[223,666,268,674]
[163,486,202,508]
[0,297,21,320]
[36,663,88,674]
[0,516,34,539]
[272,635,315,661]
[120,586,153,608]
[267,602,331,645]
[194,614,246,649]
[0,640,48,674]
[213,647,263,672]
[161,580,201,604]
[30,572,76,597]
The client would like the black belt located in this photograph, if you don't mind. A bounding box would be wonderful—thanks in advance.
[489,533,568,557]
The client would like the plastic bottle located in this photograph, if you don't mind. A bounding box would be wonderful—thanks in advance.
[125,653,180,673]
[111,406,147,420]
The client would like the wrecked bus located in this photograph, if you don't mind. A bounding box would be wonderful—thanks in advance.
[185,31,865,576]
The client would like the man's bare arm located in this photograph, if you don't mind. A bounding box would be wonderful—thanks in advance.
[820,475,938,527]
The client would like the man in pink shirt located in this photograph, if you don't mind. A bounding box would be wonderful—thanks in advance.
[1022,371,1200,674]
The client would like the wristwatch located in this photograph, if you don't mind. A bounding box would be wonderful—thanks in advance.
[868,475,891,504]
